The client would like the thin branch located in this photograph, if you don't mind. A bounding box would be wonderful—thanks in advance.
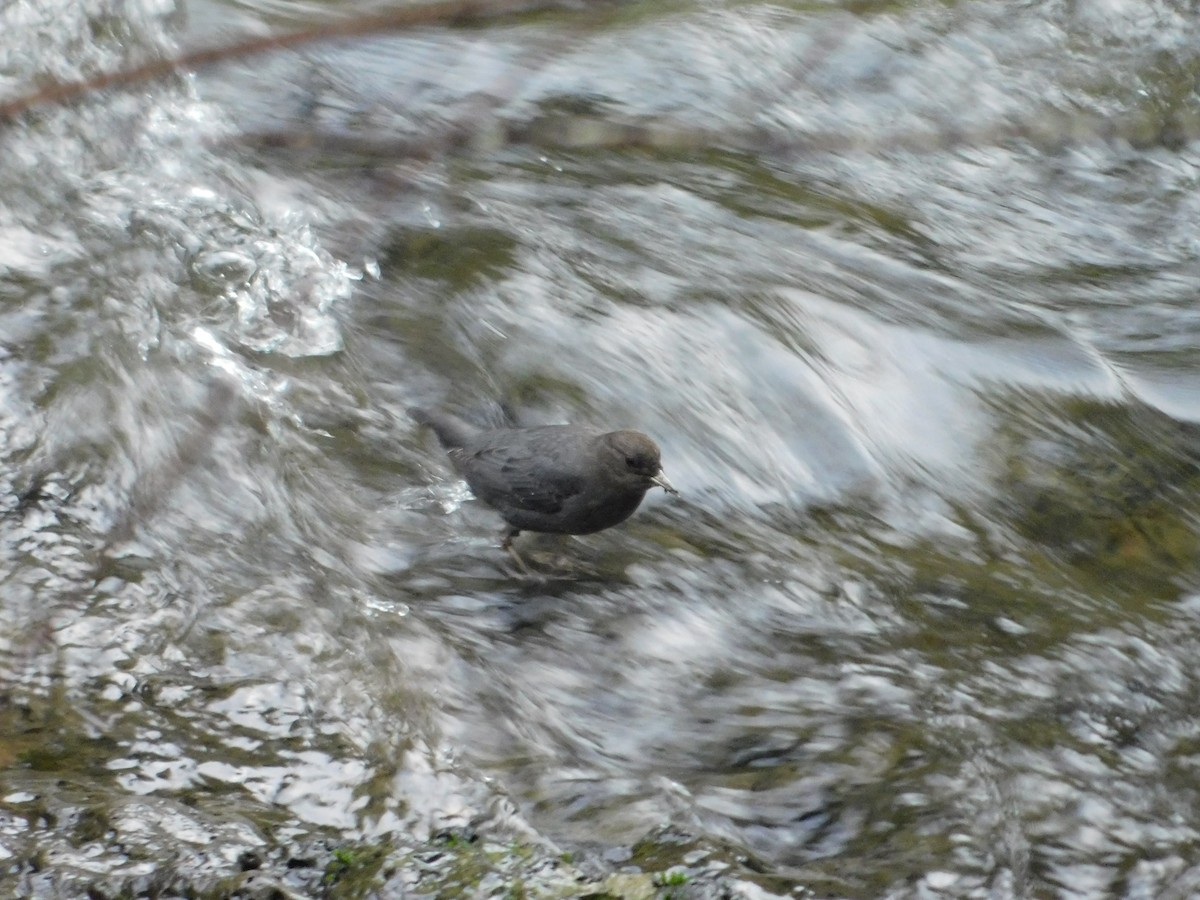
[0,0,591,121]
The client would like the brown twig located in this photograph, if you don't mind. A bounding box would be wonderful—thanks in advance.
[0,0,590,121]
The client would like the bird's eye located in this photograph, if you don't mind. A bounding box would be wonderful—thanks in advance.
[625,455,638,468]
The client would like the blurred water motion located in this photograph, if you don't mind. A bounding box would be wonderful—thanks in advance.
[4,0,1200,896]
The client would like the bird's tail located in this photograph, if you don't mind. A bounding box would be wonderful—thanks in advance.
[408,407,479,450]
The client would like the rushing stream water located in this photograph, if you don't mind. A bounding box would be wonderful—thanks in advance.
[4,0,1200,897]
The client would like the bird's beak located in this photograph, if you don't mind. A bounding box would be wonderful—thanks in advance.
[651,471,679,495]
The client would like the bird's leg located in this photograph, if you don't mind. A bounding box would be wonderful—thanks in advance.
[501,527,530,574]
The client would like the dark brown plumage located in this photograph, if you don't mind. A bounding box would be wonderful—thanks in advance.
[410,407,676,553]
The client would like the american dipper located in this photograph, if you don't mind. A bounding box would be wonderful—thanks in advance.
[410,407,677,555]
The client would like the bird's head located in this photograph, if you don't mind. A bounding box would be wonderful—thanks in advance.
[602,430,678,495]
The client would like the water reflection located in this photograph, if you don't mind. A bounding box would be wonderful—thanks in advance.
[4,0,1200,895]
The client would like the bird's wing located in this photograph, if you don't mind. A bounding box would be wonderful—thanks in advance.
[454,443,585,515]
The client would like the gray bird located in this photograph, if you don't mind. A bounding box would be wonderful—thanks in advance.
[410,407,677,558]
